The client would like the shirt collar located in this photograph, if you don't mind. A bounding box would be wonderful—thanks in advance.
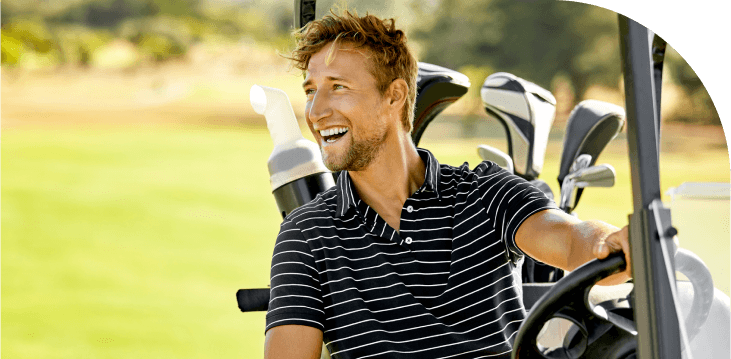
[417,148,441,196]
[334,148,442,218]
[334,170,358,218]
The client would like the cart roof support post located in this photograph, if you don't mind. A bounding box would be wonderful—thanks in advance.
[619,14,681,359]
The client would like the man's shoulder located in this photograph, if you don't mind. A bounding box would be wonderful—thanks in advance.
[274,186,339,249]
[437,160,507,186]
[282,185,339,226]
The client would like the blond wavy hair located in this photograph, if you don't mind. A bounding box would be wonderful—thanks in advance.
[285,9,418,132]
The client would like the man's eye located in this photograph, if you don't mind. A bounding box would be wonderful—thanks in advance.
[305,89,315,95]
[334,84,346,90]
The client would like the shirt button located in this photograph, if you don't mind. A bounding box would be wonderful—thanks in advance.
[405,237,413,244]
[406,205,414,213]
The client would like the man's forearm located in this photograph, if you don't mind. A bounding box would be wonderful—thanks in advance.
[264,325,323,359]
[516,209,631,286]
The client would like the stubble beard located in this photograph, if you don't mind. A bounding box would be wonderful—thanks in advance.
[323,127,388,172]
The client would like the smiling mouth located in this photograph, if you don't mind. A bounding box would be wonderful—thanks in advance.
[319,127,349,143]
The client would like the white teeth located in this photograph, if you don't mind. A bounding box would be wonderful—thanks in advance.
[319,127,348,137]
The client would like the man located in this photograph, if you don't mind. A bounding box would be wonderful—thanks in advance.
[264,10,630,359]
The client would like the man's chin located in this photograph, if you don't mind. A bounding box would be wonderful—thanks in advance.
[321,153,346,172]
[320,142,348,170]
[320,135,381,172]
[324,162,348,172]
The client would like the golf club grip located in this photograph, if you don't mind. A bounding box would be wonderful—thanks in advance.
[237,288,270,312]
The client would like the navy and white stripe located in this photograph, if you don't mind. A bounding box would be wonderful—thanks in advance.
[267,148,557,358]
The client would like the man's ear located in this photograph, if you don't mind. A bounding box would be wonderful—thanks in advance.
[386,79,408,110]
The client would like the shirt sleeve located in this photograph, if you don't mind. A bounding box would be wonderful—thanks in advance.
[265,218,325,333]
[476,161,559,263]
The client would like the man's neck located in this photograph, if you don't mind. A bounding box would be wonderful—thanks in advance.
[349,131,425,231]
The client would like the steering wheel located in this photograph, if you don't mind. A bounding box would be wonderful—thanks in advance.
[512,252,632,359]
[512,249,716,359]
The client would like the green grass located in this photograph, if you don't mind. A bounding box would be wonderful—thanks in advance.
[2,124,729,357]
[2,125,279,358]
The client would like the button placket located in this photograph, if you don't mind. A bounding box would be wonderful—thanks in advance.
[400,200,418,250]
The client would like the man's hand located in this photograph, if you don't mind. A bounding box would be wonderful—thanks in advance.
[593,225,631,286]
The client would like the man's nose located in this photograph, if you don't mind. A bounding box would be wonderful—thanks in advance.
[307,91,333,123]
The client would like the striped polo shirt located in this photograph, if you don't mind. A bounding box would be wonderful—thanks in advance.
[266,148,557,358]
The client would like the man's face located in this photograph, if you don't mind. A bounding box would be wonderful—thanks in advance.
[302,42,393,172]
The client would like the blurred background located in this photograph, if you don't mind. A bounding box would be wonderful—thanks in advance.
[2,0,728,357]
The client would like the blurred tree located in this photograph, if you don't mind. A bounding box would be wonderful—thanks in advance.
[1,17,63,67]
[1,34,27,66]
[0,0,722,126]
[133,32,184,62]
[408,0,719,125]
[1,18,56,54]
[48,0,202,28]
[664,46,721,125]
[410,0,619,101]
[54,25,115,66]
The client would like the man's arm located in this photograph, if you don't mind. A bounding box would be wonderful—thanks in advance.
[265,217,326,357]
[515,208,631,286]
[264,325,323,359]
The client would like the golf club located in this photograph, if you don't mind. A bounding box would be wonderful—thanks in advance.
[557,100,625,211]
[411,62,471,146]
[481,72,556,181]
[560,159,616,213]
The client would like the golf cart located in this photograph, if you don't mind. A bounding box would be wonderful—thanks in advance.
[238,1,731,358]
